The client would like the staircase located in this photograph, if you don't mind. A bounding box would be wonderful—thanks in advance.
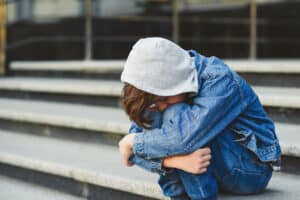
[0,59,300,199]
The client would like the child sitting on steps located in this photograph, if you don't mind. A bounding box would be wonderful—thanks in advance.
[118,37,281,200]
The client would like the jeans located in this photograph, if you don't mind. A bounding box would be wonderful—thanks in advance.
[160,129,273,200]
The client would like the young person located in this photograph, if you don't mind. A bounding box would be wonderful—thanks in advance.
[118,37,281,200]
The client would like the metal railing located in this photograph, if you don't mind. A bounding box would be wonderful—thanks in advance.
[0,0,7,75]
[249,0,257,60]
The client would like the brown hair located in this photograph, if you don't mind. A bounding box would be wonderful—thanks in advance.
[121,83,194,129]
[121,83,155,129]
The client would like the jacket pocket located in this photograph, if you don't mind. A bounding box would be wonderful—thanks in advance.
[230,127,260,159]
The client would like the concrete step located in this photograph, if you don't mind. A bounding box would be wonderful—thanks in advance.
[9,61,123,80]
[0,129,300,200]
[10,60,300,74]
[0,98,298,159]
[252,86,300,108]
[9,60,300,87]
[0,97,129,134]
[0,129,162,200]
[0,76,299,124]
[0,77,121,106]
[0,175,86,200]
[0,77,300,109]
[10,60,125,73]
[0,77,121,96]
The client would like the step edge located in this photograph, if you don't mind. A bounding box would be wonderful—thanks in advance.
[0,152,166,200]
[10,60,300,74]
[0,111,129,135]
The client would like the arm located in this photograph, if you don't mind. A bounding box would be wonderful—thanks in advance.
[125,123,170,175]
[163,148,211,174]
[133,74,246,159]
[130,155,169,175]
[120,123,212,174]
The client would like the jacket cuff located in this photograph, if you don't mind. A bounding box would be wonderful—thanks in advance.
[151,159,168,176]
[130,155,172,176]
[133,132,145,157]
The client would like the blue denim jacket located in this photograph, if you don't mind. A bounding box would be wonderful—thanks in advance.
[129,112,168,175]
[130,50,281,172]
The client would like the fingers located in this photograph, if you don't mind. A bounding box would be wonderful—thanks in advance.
[194,147,212,163]
[202,161,210,168]
[124,159,133,167]
[194,147,211,156]
[200,147,211,155]
[118,137,134,167]
[192,167,207,175]
[121,153,133,167]
[200,154,212,163]
[194,161,210,174]
[198,167,207,174]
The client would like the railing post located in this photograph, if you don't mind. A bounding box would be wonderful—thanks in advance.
[172,0,179,44]
[249,0,257,60]
[84,0,93,61]
[0,0,6,75]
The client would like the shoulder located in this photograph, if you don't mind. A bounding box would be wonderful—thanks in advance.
[200,56,234,81]
[194,56,242,95]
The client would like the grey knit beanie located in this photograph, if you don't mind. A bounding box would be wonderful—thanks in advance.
[121,37,199,96]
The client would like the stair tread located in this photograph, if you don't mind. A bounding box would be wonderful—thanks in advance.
[0,77,122,96]
[10,60,124,72]
[0,77,300,108]
[0,97,130,134]
[0,129,164,199]
[0,97,298,156]
[0,175,86,200]
[10,60,300,74]
[0,129,299,200]
[253,86,300,108]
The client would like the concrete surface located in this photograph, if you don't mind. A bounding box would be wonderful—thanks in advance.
[0,175,86,200]
[0,77,122,96]
[10,60,300,74]
[0,98,130,134]
[276,123,300,157]
[0,77,299,108]
[253,86,300,108]
[0,98,298,157]
[0,129,299,200]
[0,129,164,199]
[10,61,124,73]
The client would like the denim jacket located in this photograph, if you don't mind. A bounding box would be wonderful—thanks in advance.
[129,50,281,175]
[129,113,168,175]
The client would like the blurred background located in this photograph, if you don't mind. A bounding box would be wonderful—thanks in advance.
[1,1,300,200]
[4,0,300,66]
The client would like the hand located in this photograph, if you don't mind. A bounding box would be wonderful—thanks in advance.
[118,134,135,167]
[163,147,212,174]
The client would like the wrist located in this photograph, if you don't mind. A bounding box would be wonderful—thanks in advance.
[163,155,182,168]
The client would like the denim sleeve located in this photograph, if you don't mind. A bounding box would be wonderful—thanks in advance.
[129,155,169,175]
[133,74,246,159]
[129,123,170,175]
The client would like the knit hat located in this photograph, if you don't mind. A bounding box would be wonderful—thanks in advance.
[121,37,199,96]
